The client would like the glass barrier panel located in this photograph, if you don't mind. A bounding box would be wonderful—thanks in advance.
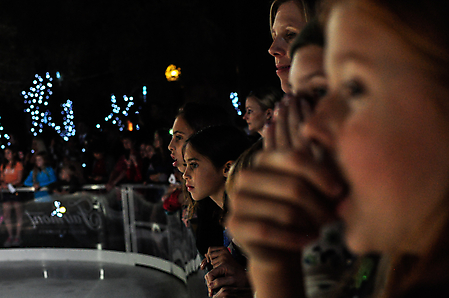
[127,184,199,271]
[1,186,125,251]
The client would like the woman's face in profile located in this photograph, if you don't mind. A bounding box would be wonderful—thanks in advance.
[269,1,306,93]
[243,96,268,135]
[168,116,194,173]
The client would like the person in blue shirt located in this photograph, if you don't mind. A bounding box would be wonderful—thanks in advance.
[24,151,57,202]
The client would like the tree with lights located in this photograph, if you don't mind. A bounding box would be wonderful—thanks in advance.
[96,94,138,132]
[21,72,76,141]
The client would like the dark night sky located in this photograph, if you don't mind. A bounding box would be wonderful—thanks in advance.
[0,0,280,141]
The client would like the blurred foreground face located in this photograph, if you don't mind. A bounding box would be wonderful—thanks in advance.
[307,2,449,254]
[289,44,327,114]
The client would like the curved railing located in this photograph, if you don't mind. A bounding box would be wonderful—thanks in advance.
[0,184,201,283]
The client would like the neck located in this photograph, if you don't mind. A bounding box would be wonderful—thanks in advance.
[210,185,225,209]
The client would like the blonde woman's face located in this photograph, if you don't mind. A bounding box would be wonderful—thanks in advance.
[304,3,449,254]
[243,96,268,135]
[269,1,307,93]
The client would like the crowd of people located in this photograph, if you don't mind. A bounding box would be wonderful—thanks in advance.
[0,127,176,247]
[1,0,449,297]
[169,0,449,297]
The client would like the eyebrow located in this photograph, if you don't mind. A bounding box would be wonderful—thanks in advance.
[186,157,199,162]
[300,70,326,83]
[271,24,300,36]
[334,51,373,66]
[173,130,185,135]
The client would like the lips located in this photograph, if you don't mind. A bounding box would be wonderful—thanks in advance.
[276,64,290,74]
[186,185,194,192]
[170,154,179,167]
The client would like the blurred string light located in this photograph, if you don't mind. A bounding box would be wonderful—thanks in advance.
[21,72,73,140]
[230,92,242,116]
[0,116,11,150]
[142,86,147,102]
[97,94,138,131]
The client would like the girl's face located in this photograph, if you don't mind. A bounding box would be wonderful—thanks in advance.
[154,132,162,149]
[182,144,226,205]
[269,1,307,93]
[243,96,269,135]
[122,138,132,150]
[303,3,449,255]
[146,145,155,159]
[289,45,327,114]
[60,169,70,181]
[35,156,44,168]
[140,144,147,158]
[168,116,194,173]
[168,116,195,172]
[4,149,13,162]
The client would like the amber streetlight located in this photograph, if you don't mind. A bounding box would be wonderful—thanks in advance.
[165,64,181,82]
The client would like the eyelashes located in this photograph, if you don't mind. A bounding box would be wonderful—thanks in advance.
[294,86,328,113]
[344,80,365,98]
[285,31,297,42]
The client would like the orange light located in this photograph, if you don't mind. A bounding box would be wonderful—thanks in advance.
[127,120,133,131]
[165,64,181,81]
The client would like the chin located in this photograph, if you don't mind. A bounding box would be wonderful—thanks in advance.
[279,77,291,94]
[344,225,385,255]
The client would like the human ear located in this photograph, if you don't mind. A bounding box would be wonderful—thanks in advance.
[223,161,234,178]
[266,108,273,121]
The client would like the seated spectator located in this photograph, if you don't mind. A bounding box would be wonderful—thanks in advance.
[106,133,142,191]
[49,165,82,195]
[23,137,47,175]
[144,129,173,184]
[88,142,115,184]
[24,151,57,202]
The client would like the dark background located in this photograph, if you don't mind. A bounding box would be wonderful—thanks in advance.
[0,0,280,142]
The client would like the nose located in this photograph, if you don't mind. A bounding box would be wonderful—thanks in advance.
[268,36,287,58]
[300,93,342,150]
[243,112,248,121]
[182,167,190,181]
[168,137,174,153]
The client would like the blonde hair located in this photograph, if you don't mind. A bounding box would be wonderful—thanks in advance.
[269,0,317,31]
